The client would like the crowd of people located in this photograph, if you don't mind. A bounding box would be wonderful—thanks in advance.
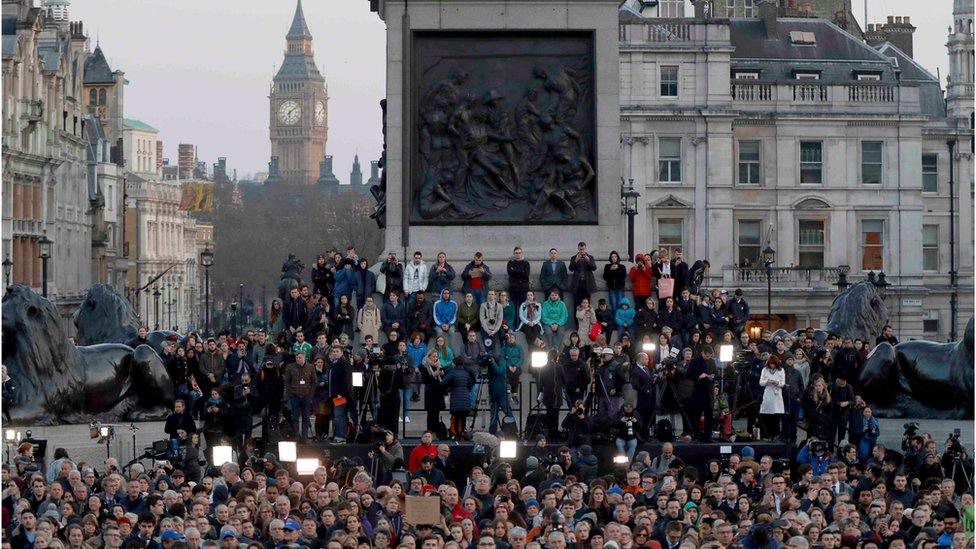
[3,242,973,549]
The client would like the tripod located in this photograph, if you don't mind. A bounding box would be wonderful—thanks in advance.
[950,453,973,492]
[469,371,491,431]
[654,379,694,439]
[357,368,381,432]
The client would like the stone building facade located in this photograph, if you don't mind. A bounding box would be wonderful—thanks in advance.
[618,0,974,341]
[2,0,93,323]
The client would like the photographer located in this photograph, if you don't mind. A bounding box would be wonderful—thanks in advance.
[856,404,880,461]
[687,346,717,443]
[796,437,832,476]
[486,350,512,436]
[443,356,476,441]
[373,430,404,475]
[561,399,591,447]
[538,349,565,439]
[499,331,524,401]
[614,401,643,462]
[376,341,409,433]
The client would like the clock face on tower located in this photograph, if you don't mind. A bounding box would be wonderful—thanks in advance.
[277,100,301,125]
[314,101,326,126]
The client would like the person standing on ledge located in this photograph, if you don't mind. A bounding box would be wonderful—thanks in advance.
[507,246,531,312]
[461,251,492,305]
[569,241,597,314]
[539,248,568,298]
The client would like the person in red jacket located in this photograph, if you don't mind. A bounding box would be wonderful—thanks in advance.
[628,254,654,312]
[406,430,439,472]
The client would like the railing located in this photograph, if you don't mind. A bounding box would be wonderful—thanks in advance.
[793,83,829,102]
[732,82,773,101]
[726,266,842,286]
[724,82,915,112]
[645,21,691,42]
[847,83,895,103]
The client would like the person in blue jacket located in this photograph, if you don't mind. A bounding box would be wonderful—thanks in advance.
[433,288,458,336]
[614,297,636,339]
[333,261,356,310]
[856,405,880,461]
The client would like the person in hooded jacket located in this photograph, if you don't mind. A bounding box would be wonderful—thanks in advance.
[628,254,654,312]
[614,298,636,340]
[442,358,476,441]
[310,254,335,303]
[354,258,377,310]
[633,298,660,344]
[257,354,284,431]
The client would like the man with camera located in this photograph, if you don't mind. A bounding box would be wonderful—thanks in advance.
[480,289,504,354]
[630,352,655,437]
[614,401,642,462]
[376,341,409,433]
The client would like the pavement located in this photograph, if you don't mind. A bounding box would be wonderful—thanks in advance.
[3,412,971,473]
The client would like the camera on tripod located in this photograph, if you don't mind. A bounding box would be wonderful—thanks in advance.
[477,352,495,375]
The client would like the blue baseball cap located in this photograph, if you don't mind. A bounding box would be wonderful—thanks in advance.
[283,519,301,531]
[160,531,184,542]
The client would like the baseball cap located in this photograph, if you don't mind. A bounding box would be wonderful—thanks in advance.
[602,348,614,355]
[525,499,540,509]
[283,519,301,531]
[220,527,238,539]
[161,531,184,541]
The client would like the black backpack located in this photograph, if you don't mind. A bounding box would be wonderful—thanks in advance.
[654,418,674,442]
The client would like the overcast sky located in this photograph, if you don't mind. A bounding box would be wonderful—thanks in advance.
[70,0,956,179]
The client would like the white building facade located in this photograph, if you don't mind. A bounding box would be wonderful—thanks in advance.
[618,0,974,341]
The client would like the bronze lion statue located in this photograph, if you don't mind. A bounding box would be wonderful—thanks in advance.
[3,285,174,425]
[860,317,974,419]
[771,282,889,345]
[73,283,182,355]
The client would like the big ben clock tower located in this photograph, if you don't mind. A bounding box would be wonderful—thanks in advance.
[269,0,327,185]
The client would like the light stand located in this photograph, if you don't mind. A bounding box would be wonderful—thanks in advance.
[153,286,161,330]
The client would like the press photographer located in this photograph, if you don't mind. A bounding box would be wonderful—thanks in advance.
[376,341,410,432]
[614,401,643,462]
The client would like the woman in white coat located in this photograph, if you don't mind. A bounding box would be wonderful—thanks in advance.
[759,355,786,441]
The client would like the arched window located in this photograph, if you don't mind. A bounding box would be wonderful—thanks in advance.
[98,88,106,105]
[89,88,97,105]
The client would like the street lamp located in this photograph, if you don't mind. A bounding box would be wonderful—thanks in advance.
[230,301,238,338]
[38,233,52,298]
[835,264,851,293]
[762,245,775,331]
[873,271,890,298]
[201,247,214,336]
[2,253,12,288]
[144,286,150,321]
[620,178,640,262]
[152,286,161,330]
[238,283,245,336]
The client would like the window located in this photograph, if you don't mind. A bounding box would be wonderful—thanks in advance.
[922,224,939,271]
[738,140,761,184]
[800,141,823,184]
[659,0,683,17]
[726,0,736,17]
[659,138,682,182]
[743,0,754,16]
[89,89,97,105]
[922,154,938,193]
[798,220,825,267]
[794,72,820,80]
[658,219,683,256]
[98,88,106,105]
[856,73,881,81]
[733,71,759,80]
[861,219,884,270]
[862,141,883,185]
[660,66,679,97]
[738,220,762,268]
[923,310,940,333]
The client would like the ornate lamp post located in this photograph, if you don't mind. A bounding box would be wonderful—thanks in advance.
[38,234,52,298]
[2,254,12,288]
[230,301,238,338]
[144,286,150,322]
[762,245,775,331]
[835,264,850,293]
[152,286,161,330]
[620,178,640,262]
[200,247,214,336]
[873,271,890,298]
[238,283,245,334]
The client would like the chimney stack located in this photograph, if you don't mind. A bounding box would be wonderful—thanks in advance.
[866,15,917,57]
[758,0,780,37]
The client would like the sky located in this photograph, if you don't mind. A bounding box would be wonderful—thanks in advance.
[70,0,957,179]
[71,0,387,181]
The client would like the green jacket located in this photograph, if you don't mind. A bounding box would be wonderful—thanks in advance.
[500,342,524,371]
[489,359,509,400]
[541,299,569,327]
[457,301,480,331]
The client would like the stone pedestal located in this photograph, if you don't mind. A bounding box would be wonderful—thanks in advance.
[374,0,622,264]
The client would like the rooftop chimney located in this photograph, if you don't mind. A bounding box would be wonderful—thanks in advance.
[758,0,781,37]
[866,15,917,57]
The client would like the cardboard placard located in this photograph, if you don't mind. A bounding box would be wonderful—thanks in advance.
[405,495,441,525]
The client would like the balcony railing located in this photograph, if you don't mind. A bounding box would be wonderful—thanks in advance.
[727,82,914,112]
[725,266,842,286]
[619,19,726,44]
